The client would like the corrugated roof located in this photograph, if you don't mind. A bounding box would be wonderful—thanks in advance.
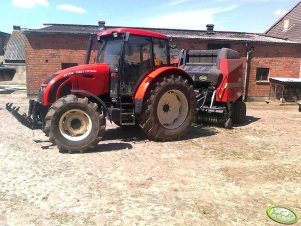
[148,28,299,44]
[24,24,99,35]
[270,77,301,83]
[4,30,25,61]
[265,2,301,42]
[23,23,300,45]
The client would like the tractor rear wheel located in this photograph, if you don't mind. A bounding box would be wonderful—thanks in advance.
[138,75,196,141]
[231,100,246,124]
[44,95,105,153]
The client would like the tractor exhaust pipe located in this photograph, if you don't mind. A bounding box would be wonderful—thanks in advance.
[84,34,94,64]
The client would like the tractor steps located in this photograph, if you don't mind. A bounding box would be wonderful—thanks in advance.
[120,99,135,126]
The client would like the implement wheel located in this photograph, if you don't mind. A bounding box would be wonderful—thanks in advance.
[231,100,246,124]
[44,95,105,153]
[138,75,196,141]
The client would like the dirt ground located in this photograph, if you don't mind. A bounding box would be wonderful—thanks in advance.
[0,90,301,226]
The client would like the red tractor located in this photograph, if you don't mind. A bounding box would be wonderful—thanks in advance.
[6,28,246,153]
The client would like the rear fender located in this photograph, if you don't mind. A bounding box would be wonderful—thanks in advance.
[134,66,192,113]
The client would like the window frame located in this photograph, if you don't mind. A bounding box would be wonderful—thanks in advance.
[256,67,270,82]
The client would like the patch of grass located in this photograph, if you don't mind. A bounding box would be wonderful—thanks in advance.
[50,212,74,225]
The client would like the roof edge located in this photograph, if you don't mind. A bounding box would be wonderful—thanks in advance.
[0,31,11,36]
[44,23,98,28]
[21,23,301,44]
[265,1,301,34]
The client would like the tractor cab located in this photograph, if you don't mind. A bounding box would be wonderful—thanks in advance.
[97,28,170,97]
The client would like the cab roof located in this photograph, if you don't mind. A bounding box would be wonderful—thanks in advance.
[97,27,168,40]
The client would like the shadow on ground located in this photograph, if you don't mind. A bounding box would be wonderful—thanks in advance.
[103,124,217,142]
[0,86,27,94]
[33,124,217,153]
[87,142,133,153]
[234,116,260,127]
[0,89,15,94]
[103,126,147,142]
[34,138,133,154]
[181,124,217,140]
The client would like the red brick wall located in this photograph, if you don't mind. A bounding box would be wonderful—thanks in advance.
[172,39,301,98]
[25,34,301,98]
[248,44,301,97]
[25,34,98,95]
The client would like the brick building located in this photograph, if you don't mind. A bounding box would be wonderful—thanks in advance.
[23,23,301,100]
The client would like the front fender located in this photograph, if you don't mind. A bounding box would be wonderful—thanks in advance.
[43,64,110,106]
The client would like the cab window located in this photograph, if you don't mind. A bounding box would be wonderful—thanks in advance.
[153,38,169,66]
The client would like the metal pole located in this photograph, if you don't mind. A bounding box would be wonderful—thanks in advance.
[243,44,254,101]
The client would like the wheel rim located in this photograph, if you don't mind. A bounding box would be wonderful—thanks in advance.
[157,89,189,129]
[59,109,92,141]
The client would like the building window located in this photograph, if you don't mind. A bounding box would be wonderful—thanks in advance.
[256,68,269,81]
[283,19,290,32]
[208,44,230,50]
[61,63,78,70]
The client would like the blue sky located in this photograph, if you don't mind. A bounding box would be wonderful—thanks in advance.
[0,0,299,34]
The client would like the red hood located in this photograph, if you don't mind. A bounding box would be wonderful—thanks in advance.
[56,63,109,77]
[43,63,110,105]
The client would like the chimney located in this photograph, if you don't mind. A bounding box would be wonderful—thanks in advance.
[98,21,106,31]
[206,24,214,34]
[13,25,21,31]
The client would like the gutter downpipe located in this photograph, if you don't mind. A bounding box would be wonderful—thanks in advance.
[243,43,254,101]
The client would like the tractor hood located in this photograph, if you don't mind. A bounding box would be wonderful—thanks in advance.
[42,63,110,105]
[44,64,109,83]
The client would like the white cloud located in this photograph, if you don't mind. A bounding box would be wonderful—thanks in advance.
[274,8,287,17]
[162,0,191,7]
[56,4,86,13]
[12,0,49,8]
[147,5,238,30]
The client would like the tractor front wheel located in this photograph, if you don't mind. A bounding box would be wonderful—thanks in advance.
[139,75,196,141]
[44,95,105,153]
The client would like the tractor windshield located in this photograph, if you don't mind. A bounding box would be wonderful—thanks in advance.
[97,38,123,67]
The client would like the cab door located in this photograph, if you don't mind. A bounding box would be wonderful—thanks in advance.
[120,35,153,96]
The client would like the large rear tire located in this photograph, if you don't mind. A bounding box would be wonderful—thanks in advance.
[138,75,196,141]
[231,101,246,124]
[44,95,105,153]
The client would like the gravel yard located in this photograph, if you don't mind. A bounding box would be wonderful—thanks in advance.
[1,90,301,226]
